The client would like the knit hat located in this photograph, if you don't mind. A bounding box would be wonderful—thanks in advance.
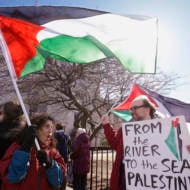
[76,128,86,137]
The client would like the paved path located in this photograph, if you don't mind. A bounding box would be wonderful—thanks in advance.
[66,185,73,190]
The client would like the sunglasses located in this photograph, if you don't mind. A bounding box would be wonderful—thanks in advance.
[129,104,146,112]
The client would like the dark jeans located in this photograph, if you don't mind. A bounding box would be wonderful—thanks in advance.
[119,163,126,190]
[73,174,87,190]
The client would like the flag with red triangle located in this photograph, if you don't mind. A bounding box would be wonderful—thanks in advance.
[0,6,158,79]
[111,83,190,122]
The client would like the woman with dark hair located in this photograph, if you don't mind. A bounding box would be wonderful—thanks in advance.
[0,113,66,190]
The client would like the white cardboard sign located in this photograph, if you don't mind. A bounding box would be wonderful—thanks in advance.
[122,116,190,190]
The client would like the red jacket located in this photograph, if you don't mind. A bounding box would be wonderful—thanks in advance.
[0,142,66,190]
[103,123,125,190]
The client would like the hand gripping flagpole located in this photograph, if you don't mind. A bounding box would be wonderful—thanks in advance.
[0,30,40,150]
[96,100,122,131]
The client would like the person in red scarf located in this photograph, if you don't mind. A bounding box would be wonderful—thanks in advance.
[101,95,157,190]
[0,113,66,190]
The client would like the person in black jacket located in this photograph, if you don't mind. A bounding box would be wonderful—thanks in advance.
[0,101,26,188]
[54,123,69,164]
[0,101,25,159]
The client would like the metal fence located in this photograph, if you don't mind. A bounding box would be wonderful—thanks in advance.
[88,147,115,190]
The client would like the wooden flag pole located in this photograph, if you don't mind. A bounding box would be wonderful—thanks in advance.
[0,31,40,150]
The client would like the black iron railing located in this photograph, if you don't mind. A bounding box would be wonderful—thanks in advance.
[88,147,115,190]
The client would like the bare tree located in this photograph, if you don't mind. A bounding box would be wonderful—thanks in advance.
[0,54,18,102]
[0,53,180,142]
[17,58,180,140]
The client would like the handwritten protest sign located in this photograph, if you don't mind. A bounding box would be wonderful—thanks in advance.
[122,116,190,190]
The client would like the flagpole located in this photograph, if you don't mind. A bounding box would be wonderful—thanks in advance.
[96,100,121,128]
[0,31,40,150]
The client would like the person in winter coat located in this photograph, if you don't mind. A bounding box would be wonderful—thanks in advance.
[0,101,26,189]
[101,95,157,190]
[54,123,69,164]
[0,101,25,159]
[70,128,90,190]
[0,113,66,190]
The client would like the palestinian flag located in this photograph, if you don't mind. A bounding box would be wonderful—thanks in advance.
[0,6,158,78]
[111,83,190,122]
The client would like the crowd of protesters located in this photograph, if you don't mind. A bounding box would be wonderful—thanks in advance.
[0,95,173,190]
[0,100,90,190]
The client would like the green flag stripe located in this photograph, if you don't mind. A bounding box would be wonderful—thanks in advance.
[86,35,115,58]
[40,34,107,63]
[21,34,112,77]
[20,49,46,78]
[165,126,179,160]
[111,110,132,121]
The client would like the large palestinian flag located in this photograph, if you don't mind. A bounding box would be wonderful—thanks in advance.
[0,6,158,78]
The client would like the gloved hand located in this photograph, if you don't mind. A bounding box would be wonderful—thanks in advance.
[21,125,36,152]
[37,150,53,169]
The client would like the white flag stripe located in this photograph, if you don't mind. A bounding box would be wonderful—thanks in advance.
[36,13,157,73]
